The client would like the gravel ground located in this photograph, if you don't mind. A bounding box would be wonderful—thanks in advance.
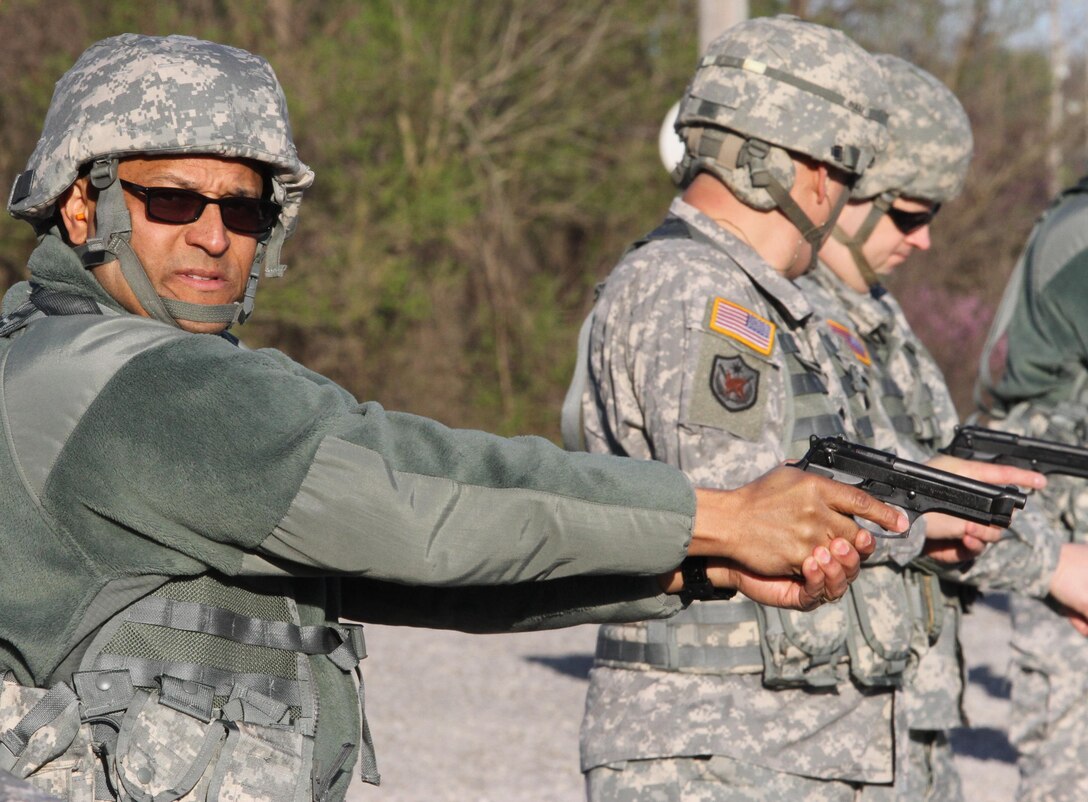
[352,593,1020,801]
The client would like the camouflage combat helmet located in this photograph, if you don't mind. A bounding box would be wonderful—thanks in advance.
[673,15,889,260]
[8,33,315,328]
[832,55,973,287]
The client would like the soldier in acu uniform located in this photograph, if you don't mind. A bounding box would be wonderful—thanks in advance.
[804,54,1088,801]
[975,172,1088,802]
[564,17,1043,801]
[0,32,902,802]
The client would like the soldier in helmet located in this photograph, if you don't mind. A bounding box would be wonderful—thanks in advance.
[973,170,1088,800]
[564,18,1042,800]
[804,54,1088,800]
[0,33,907,802]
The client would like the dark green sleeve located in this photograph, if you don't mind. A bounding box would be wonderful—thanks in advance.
[44,335,693,587]
[999,251,1088,405]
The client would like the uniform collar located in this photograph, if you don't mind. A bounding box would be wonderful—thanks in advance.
[810,260,891,338]
[670,198,813,326]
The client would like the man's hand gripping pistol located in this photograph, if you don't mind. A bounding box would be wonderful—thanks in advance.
[796,436,1027,538]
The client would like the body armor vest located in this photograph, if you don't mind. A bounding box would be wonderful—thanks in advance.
[591,218,915,689]
[867,325,943,450]
[0,287,376,802]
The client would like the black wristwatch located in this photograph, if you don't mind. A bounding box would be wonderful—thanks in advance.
[677,556,737,605]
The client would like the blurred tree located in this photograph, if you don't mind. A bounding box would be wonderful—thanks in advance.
[0,0,1073,430]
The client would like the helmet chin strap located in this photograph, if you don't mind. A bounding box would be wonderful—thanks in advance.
[830,193,895,289]
[74,157,265,329]
[738,138,853,274]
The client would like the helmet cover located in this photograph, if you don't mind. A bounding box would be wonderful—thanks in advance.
[674,14,889,207]
[9,33,313,236]
[852,54,973,203]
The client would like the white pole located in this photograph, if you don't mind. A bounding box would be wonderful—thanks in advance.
[1048,0,1068,194]
[699,0,749,55]
[662,2,751,174]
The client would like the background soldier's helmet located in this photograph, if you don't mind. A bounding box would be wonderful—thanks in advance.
[829,56,972,288]
[851,54,973,204]
[673,15,889,210]
[7,33,314,327]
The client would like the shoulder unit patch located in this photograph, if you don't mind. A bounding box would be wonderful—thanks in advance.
[826,319,872,366]
[707,297,776,356]
[710,354,759,412]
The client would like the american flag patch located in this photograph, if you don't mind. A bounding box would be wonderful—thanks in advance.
[707,297,776,356]
[827,319,871,365]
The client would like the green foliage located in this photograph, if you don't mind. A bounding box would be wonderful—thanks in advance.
[0,0,1069,430]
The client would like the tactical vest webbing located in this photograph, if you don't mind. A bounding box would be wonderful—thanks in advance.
[591,218,914,688]
[867,328,943,449]
[0,290,377,801]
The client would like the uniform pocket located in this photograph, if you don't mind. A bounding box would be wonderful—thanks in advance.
[756,602,849,688]
[207,721,311,802]
[845,565,912,687]
[113,689,226,802]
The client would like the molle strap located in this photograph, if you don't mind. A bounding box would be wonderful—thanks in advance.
[121,595,360,659]
[779,331,848,453]
[218,685,289,726]
[354,665,380,786]
[881,375,905,399]
[792,372,827,396]
[73,670,135,718]
[777,331,800,354]
[158,676,215,722]
[791,414,846,444]
[90,655,305,710]
[0,682,79,773]
[890,415,915,435]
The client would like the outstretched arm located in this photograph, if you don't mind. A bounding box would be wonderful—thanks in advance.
[655,464,898,608]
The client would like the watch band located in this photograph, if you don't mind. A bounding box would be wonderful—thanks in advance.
[677,556,737,605]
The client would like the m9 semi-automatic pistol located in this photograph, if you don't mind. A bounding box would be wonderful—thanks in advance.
[942,424,1088,479]
[797,436,1027,537]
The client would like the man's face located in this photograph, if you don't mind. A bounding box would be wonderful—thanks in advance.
[75,156,265,334]
[833,196,934,290]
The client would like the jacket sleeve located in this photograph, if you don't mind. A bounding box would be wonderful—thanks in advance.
[35,327,694,591]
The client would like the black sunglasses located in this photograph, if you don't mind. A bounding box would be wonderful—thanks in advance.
[119,179,281,235]
[886,202,940,235]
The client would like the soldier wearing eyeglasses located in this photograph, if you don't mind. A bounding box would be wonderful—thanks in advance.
[0,33,909,802]
[797,54,1088,801]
